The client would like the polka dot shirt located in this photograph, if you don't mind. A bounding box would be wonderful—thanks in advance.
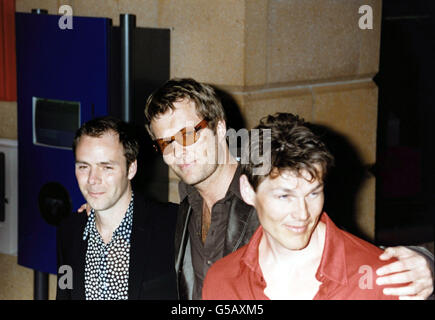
[82,193,134,300]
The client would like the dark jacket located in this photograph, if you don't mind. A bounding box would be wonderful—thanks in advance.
[56,192,179,300]
[174,190,259,300]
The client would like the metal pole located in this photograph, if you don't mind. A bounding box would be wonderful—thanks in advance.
[34,270,49,300]
[120,14,136,123]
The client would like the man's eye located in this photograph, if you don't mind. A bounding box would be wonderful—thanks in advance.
[78,165,88,170]
[104,166,113,170]
[278,194,289,200]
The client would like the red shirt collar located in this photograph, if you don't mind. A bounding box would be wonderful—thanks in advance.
[240,212,348,286]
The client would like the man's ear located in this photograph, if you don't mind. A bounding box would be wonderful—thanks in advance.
[127,160,138,180]
[239,174,256,207]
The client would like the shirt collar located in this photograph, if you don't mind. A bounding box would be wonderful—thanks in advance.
[82,192,134,243]
[240,226,264,278]
[316,212,348,285]
[240,212,348,286]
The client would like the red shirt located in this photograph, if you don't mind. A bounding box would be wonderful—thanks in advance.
[202,212,399,300]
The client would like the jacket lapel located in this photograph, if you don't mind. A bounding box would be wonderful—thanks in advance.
[72,222,87,300]
[174,199,192,272]
[128,195,149,299]
[224,197,259,254]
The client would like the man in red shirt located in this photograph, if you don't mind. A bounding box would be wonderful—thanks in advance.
[203,113,403,300]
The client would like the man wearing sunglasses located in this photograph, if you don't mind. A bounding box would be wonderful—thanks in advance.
[144,78,433,300]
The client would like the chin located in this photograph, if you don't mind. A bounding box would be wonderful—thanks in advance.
[281,236,311,251]
[85,199,106,212]
[291,242,310,251]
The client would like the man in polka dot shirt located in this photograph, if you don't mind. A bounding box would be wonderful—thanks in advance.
[57,116,179,300]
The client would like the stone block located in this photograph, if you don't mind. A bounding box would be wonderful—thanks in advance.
[266,0,382,85]
[244,0,268,87]
[312,81,378,165]
[118,0,158,27]
[0,101,17,139]
[236,87,313,129]
[67,0,120,24]
[16,0,59,14]
[157,0,245,86]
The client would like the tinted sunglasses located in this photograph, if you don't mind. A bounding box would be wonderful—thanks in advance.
[153,119,209,154]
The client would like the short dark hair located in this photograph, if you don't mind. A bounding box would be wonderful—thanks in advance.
[241,113,334,190]
[144,78,226,138]
[73,116,139,170]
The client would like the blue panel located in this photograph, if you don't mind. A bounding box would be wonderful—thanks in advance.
[16,13,112,274]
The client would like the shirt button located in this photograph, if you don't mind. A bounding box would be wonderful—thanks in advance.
[207,260,212,265]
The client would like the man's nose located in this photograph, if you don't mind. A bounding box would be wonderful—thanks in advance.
[173,141,195,163]
[87,168,101,184]
[173,140,186,159]
[292,198,309,221]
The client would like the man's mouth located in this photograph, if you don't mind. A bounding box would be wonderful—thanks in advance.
[177,161,196,170]
[88,191,105,198]
[284,224,308,233]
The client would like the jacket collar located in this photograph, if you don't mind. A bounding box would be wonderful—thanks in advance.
[72,216,88,300]
[128,193,151,299]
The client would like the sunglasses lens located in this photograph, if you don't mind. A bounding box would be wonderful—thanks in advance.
[177,130,196,147]
[155,120,207,154]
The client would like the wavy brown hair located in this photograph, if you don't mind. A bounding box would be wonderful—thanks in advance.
[144,78,226,138]
[241,113,334,190]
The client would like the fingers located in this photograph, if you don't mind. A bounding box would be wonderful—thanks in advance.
[399,293,427,300]
[379,246,413,261]
[377,258,422,276]
[376,246,434,299]
[377,248,428,276]
[383,283,432,299]
[376,270,413,286]
[383,285,417,297]
[378,269,433,299]
[77,203,91,215]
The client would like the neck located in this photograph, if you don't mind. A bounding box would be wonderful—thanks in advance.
[260,221,326,270]
[95,186,132,243]
[196,158,238,210]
